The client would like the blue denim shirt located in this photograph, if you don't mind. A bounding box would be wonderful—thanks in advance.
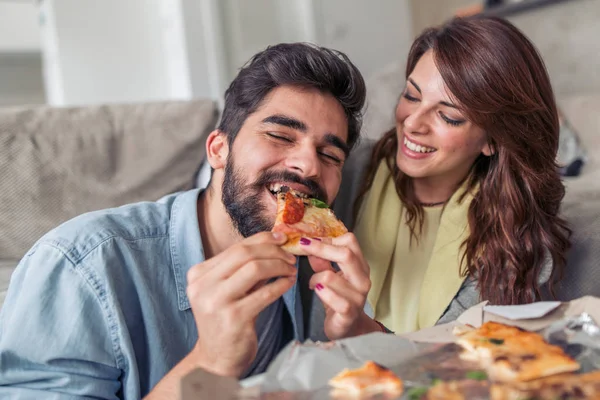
[0,189,303,399]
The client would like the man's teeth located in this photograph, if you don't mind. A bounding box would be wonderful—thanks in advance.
[404,137,436,153]
[268,183,284,193]
[267,183,309,198]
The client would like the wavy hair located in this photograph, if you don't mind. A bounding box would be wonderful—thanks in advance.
[355,16,571,305]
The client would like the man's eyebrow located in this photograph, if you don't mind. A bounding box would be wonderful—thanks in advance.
[261,115,307,132]
[324,133,350,157]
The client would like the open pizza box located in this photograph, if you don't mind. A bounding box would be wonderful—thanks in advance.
[180,296,600,399]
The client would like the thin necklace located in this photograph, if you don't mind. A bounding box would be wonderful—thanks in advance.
[420,200,448,207]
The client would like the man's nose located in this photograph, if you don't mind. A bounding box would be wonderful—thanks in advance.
[284,146,321,178]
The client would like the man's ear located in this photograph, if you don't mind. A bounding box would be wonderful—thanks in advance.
[205,130,229,169]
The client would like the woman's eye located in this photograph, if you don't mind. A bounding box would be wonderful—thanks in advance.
[439,112,465,127]
[403,92,420,103]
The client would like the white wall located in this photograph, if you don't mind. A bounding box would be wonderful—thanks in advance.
[180,0,229,104]
[313,0,413,80]
[0,2,41,52]
[507,0,600,96]
[0,53,45,107]
[37,0,414,106]
[220,0,292,81]
[218,0,413,83]
[40,0,193,106]
[0,2,45,106]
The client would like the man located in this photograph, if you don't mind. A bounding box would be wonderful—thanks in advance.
[0,43,384,399]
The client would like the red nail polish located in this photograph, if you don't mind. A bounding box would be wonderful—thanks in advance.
[315,283,324,291]
[312,237,322,241]
[300,238,311,245]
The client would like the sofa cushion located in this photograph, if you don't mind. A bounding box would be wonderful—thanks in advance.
[559,94,600,195]
[549,93,600,301]
[0,260,18,308]
[551,200,600,301]
[0,100,218,260]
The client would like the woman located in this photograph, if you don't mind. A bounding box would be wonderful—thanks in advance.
[336,16,571,334]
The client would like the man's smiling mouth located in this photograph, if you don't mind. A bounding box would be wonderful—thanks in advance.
[267,183,310,199]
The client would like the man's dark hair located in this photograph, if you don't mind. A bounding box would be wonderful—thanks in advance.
[218,42,366,150]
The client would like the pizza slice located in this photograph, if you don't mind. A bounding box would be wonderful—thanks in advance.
[455,322,580,382]
[490,371,600,400]
[328,361,403,398]
[421,379,490,400]
[272,187,348,255]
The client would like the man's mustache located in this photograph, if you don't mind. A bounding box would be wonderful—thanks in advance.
[254,170,327,202]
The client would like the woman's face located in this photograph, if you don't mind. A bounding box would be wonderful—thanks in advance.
[395,50,492,187]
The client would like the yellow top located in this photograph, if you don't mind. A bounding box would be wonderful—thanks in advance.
[355,160,475,334]
[375,206,443,333]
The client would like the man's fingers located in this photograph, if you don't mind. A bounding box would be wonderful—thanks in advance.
[214,242,296,279]
[237,275,297,317]
[243,231,289,246]
[189,243,295,287]
[222,260,297,300]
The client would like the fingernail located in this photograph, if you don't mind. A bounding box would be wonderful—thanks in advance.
[300,238,311,245]
[312,237,322,241]
[315,283,324,291]
[272,232,285,240]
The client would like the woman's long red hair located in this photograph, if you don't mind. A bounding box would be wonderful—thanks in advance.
[356,16,571,305]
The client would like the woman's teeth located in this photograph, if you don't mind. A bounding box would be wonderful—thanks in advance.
[404,137,436,153]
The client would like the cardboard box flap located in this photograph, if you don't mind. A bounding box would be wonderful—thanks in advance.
[565,296,600,324]
[483,301,561,320]
[456,301,487,327]
[456,297,600,332]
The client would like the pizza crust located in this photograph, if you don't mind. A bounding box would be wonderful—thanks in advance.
[328,361,403,398]
[280,235,306,256]
[455,322,580,383]
[490,371,600,400]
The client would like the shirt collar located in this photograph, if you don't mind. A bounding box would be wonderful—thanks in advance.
[169,189,204,311]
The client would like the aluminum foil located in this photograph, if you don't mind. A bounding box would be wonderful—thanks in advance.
[544,312,600,372]
[240,313,600,400]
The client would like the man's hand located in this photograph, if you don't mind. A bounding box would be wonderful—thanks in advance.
[297,233,382,339]
[186,231,297,377]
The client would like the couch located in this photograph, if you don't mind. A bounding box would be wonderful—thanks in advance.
[0,100,219,305]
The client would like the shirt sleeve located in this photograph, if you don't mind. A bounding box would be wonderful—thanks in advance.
[0,242,122,399]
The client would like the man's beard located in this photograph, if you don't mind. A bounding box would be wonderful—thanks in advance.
[221,154,326,238]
